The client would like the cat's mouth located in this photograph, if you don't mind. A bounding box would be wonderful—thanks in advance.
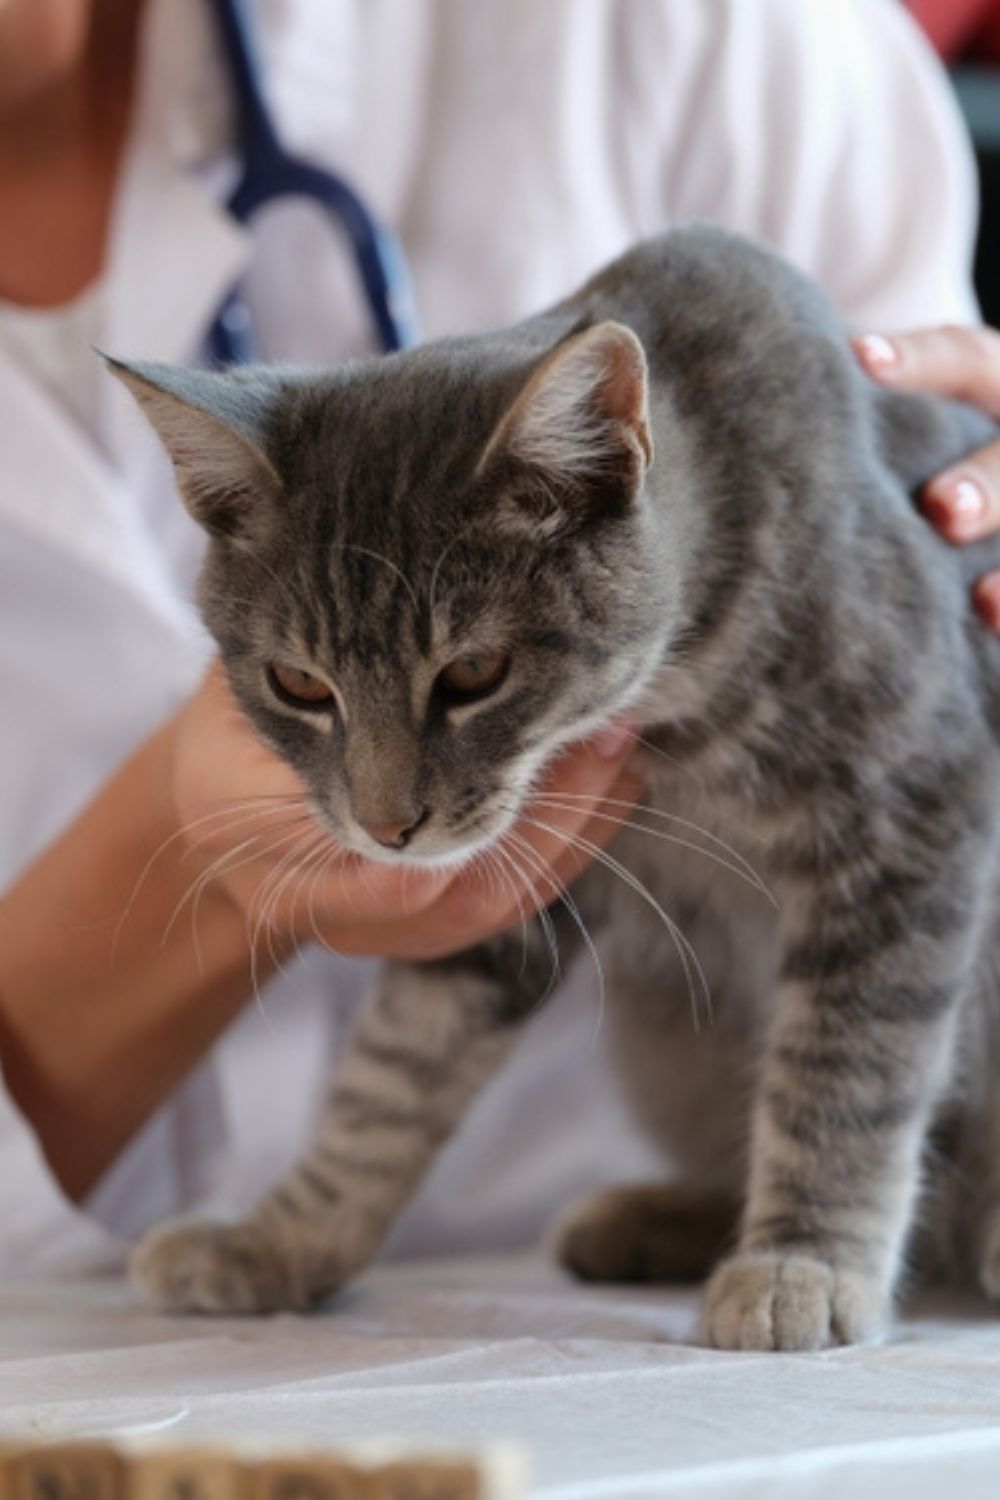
[308,795,523,872]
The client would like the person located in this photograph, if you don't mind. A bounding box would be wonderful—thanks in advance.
[0,0,986,1271]
[854,326,1000,633]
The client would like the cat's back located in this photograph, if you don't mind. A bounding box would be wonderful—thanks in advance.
[565,224,844,378]
[565,226,994,476]
[564,227,1000,726]
[566,226,1000,589]
[559,224,880,505]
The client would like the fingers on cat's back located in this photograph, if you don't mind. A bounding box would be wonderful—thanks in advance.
[853,326,1000,415]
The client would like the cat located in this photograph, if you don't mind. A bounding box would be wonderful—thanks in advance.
[108,225,1000,1351]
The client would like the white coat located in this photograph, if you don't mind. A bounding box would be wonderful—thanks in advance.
[0,0,980,1269]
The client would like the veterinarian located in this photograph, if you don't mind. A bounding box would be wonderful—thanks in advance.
[855,326,1000,627]
[0,0,988,1270]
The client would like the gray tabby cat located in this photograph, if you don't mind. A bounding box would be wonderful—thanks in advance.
[109,226,1000,1352]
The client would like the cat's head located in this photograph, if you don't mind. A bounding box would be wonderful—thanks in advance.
[109,323,674,866]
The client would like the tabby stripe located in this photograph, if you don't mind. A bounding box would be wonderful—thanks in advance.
[744,1216,874,1255]
[814,981,954,1025]
[297,1165,342,1203]
[782,930,900,983]
[773,1043,895,1084]
[353,1039,450,1087]
[764,1085,918,1147]
[762,1172,881,1216]
[315,1148,410,1180]
[334,1087,440,1135]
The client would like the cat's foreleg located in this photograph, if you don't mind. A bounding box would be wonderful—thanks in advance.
[701,843,983,1352]
[132,927,564,1313]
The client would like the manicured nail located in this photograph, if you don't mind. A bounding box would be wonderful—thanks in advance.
[854,334,899,377]
[974,572,1000,632]
[929,475,988,538]
[952,477,986,514]
[593,720,638,759]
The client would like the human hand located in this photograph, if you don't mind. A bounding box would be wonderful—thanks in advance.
[853,326,1000,630]
[169,662,643,963]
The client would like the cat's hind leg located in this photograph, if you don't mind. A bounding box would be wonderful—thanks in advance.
[554,1181,738,1284]
[553,858,763,1289]
[955,982,1000,1303]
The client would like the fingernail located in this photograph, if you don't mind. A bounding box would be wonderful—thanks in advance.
[854,333,899,377]
[927,475,988,538]
[593,719,638,759]
[974,573,1000,632]
[951,477,987,516]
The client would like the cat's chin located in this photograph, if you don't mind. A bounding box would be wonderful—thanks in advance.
[314,812,520,872]
[355,824,513,872]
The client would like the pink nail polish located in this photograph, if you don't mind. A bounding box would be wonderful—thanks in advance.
[929,477,989,543]
[930,475,988,539]
[949,478,986,518]
[974,574,1000,630]
[855,334,898,375]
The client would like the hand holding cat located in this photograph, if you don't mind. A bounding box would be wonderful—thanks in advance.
[172,664,643,963]
[0,654,640,1201]
[854,326,1000,629]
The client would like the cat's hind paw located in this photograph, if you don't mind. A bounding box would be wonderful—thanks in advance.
[977,1213,1000,1303]
[701,1251,885,1351]
[130,1218,328,1315]
[553,1182,736,1284]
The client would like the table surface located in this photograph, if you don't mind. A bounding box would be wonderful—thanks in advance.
[4,1253,1000,1499]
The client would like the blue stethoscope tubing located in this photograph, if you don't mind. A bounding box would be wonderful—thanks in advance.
[206,0,421,364]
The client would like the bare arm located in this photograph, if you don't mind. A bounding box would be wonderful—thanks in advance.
[0,714,258,1203]
[0,665,640,1202]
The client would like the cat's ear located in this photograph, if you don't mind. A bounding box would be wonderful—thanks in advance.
[479,321,653,534]
[103,357,282,539]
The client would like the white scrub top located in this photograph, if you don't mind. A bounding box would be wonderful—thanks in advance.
[0,0,980,1270]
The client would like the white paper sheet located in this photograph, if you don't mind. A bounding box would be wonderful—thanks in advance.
[3,1254,1000,1498]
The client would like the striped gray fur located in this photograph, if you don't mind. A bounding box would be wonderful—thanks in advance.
[115,227,1000,1350]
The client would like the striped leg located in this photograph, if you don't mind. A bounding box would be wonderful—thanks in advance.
[701,855,977,1352]
[132,933,558,1313]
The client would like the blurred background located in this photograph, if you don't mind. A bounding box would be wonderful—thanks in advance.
[909,0,1000,322]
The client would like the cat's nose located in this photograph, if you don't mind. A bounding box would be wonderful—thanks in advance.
[361,806,430,850]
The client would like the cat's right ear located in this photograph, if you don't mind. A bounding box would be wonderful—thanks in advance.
[103,357,281,539]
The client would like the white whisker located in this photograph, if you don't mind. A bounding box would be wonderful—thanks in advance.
[305,843,354,955]
[336,543,421,616]
[503,827,608,1045]
[514,812,713,1032]
[492,837,562,1004]
[427,521,479,619]
[256,829,332,979]
[485,839,534,979]
[529,794,777,908]
[111,794,306,962]
[171,818,316,972]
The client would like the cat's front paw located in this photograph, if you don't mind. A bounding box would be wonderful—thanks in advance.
[977,1213,1000,1302]
[701,1251,885,1351]
[131,1218,335,1315]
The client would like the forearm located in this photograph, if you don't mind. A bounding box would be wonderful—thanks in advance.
[0,717,279,1202]
[0,665,645,1207]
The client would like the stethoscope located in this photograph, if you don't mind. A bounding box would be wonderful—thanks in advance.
[206,0,421,365]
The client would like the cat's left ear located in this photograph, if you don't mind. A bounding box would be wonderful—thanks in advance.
[479,321,653,534]
[103,356,282,540]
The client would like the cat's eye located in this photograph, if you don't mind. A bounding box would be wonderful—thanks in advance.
[436,651,510,703]
[268,663,335,709]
